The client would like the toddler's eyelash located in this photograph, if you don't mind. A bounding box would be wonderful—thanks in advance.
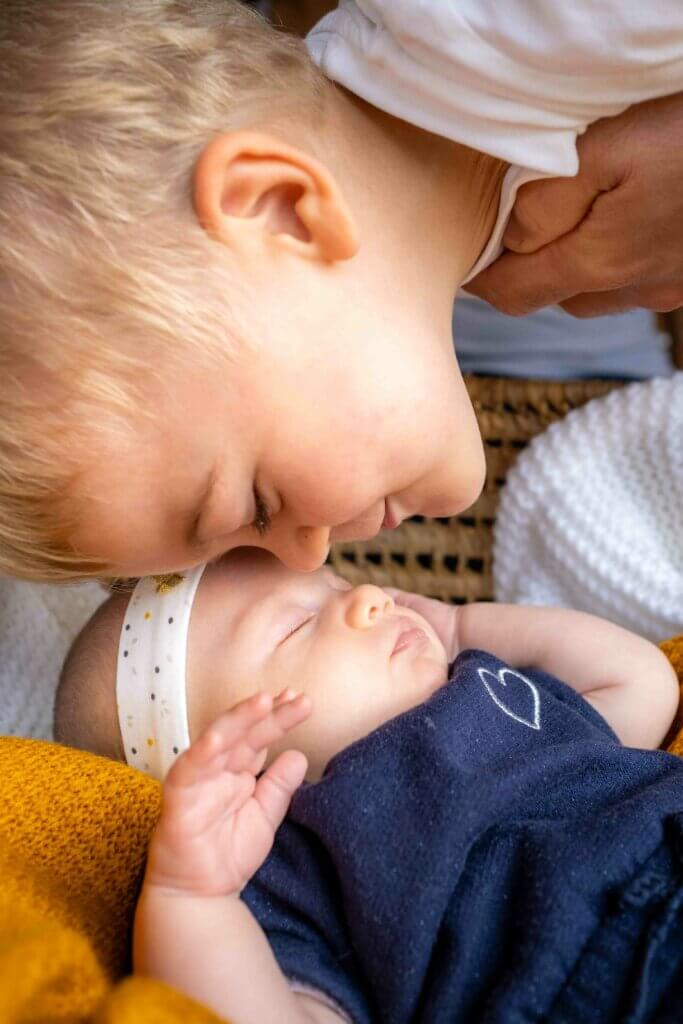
[252,489,272,535]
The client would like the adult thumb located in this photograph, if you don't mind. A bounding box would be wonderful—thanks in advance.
[503,122,619,254]
[464,216,612,316]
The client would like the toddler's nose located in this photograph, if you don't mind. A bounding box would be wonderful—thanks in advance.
[269,525,330,572]
[344,585,394,630]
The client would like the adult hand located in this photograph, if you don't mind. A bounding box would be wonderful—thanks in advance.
[466,92,683,318]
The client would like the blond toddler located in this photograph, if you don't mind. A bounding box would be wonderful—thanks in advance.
[4,0,683,587]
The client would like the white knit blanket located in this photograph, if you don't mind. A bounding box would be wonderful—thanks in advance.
[494,375,683,642]
[0,577,106,739]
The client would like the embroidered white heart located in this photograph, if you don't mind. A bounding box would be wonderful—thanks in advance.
[477,667,541,731]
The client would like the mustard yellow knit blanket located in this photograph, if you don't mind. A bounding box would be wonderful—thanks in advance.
[0,737,221,1023]
[2,636,683,1023]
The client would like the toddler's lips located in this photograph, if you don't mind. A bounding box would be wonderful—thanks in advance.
[391,622,428,656]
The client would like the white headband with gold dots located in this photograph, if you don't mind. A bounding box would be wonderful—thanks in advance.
[116,565,207,781]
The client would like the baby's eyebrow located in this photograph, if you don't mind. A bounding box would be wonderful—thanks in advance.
[237,593,277,635]
[237,592,304,647]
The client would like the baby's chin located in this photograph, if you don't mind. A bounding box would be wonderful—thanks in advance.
[424,651,450,693]
[396,651,449,714]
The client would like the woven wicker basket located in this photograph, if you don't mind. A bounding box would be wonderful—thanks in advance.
[328,376,623,603]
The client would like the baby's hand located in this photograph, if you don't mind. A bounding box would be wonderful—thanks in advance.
[145,690,311,899]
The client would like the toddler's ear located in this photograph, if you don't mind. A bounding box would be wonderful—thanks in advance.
[193,131,359,263]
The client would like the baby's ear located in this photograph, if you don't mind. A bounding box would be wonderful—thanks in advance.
[193,130,359,263]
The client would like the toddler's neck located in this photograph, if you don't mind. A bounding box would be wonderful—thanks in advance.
[322,86,507,293]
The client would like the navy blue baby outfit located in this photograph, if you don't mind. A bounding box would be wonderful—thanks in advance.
[243,651,683,1023]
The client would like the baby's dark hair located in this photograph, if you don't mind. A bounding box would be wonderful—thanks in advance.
[54,593,130,762]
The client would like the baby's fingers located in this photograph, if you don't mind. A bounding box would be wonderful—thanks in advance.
[172,691,312,788]
[226,691,311,769]
[169,692,277,787]
[254,750,308,832]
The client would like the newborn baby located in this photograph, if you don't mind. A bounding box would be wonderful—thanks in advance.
[56,549,683,1024]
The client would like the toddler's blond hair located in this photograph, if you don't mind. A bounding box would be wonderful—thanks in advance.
[0,0,325,581]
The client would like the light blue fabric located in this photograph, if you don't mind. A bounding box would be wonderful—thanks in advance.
[454,292,674,379]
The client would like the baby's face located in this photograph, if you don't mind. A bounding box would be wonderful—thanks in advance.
[187,551,448,778]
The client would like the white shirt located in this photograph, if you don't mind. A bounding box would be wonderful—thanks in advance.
[308,0,683,279]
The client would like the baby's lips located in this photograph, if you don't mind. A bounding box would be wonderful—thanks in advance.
[391,620,428,657]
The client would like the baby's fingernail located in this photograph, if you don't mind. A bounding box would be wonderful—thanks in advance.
[277,687,297,702]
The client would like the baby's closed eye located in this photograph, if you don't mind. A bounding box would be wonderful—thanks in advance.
[277,610,316,647]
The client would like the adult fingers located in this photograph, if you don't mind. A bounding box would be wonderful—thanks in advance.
[465,192,639,318]
[471,95,683,315]
[464,241,588,316]
[503,115,624,255]
[503,173,600,254]
[560,283,683,318]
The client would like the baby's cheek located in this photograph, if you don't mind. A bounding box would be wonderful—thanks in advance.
[264,716,327,781]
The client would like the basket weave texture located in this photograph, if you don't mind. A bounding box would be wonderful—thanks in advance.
[328,376,623,603]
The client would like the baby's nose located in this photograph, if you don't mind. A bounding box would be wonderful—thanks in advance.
[344,585,394,630]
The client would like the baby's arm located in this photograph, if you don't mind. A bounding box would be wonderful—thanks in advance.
[388,590,678,749]
[135,691,343,1024]
[457,603,678,749]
